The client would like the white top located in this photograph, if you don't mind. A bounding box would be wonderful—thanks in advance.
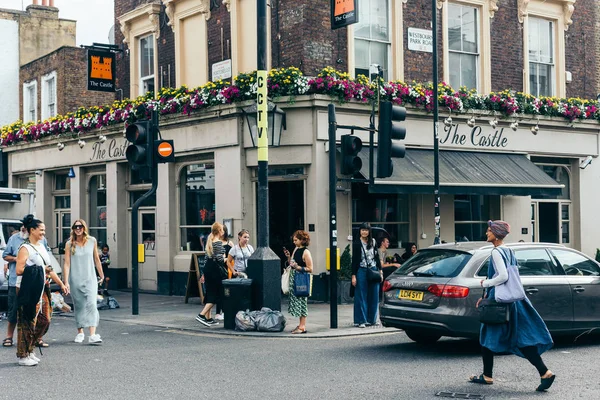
[482,247,509,288]
[24,242,51,268]
[229,244,254,273]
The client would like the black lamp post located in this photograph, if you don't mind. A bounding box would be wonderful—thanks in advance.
[243,102,287,147]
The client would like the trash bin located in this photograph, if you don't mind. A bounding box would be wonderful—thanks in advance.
[222,278,253,330]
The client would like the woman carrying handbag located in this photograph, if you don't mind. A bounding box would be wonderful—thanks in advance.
[469,220,555,392]
[283,230,313,334]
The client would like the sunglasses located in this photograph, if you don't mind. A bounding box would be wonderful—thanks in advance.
[73,225,84,230]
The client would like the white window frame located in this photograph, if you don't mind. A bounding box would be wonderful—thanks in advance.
[41,71,57,121]
[527,17,555,97]
[352,0,392,80]
[442,0,493,94]
[23,80,38,123]
[139,34,155,96]
[446,3,480,90]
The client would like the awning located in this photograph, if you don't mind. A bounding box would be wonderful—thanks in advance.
[357,148,564,196]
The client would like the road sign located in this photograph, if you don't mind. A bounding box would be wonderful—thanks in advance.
[155,139,175,163]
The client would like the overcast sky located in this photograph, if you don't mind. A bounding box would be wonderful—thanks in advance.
[2,0,114,46]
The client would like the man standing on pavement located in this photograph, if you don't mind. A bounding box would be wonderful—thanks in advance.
[2,224,51,348]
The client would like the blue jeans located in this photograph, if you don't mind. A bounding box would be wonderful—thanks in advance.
[353,267,380,325]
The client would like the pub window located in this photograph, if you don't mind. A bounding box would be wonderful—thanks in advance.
[448,3,479,90]
[528,17,555,97]
[454,195,499,242]
[351,183,409,249]
[179,163,216,251]
[354,0,391,80]
[88,175,107,248]
[41,71,57,120]
[53,172,71,251]
[532,165,570,200]
[139,34,155,96]
[23,80,37,123]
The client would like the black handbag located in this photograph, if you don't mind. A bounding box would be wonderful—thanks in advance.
[360,242,382,283]
[479,297,510,325]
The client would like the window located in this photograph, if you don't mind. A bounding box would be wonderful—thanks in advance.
[396,249,473,278]
[551,249,600,276]
[454,195,498,242]
[448,3,479,90]
[354,0,390,80]
[514,249,555,276]
[352,183,409,248]
[23,80,37,123]
[179,163,216,251]
[41,71,57,120]
[528,18,554,97]
[53,173,71,251]
[140,34,155,96]
[88,175,107,248]
[533,165,570,200]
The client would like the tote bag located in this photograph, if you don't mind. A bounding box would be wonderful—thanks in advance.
[493,247,526,303]
[281,266,291,295]
[293,271,311,297]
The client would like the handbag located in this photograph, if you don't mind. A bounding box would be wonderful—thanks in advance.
[479,296,510,325]
[293,270,311,297]
[493,247,526,303]
[360,241,382,283]
[281,266,291,295]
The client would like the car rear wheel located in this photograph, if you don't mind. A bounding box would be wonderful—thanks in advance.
[404,330,441,344]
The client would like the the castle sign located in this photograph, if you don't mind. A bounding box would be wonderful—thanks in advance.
[87,50,116,92]
[90,138,128,161]
[440,123,509,149]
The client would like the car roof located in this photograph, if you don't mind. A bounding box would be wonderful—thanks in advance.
[425,241,568,253]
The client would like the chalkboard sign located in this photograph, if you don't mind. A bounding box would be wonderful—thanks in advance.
[184,253,206,304]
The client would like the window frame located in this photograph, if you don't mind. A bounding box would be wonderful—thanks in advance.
[353,0,392,80]
[454,194,499,242]
[41,71,57,121]
[87,174,108,248]
[527,17,555,97]
[23,80,38,123]
[139,34,155,96]
[446,2,480,90]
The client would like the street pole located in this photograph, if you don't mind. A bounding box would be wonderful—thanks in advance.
[131,110,159,315]
[246,0,281,311]
[432,0,441,245]
[328,104,338,329]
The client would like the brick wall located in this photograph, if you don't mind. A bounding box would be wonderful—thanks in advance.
[207,2,231,81]
[490,0,523,92]
[20,47,116,121]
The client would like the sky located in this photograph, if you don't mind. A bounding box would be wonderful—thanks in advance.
[2,0,114,46]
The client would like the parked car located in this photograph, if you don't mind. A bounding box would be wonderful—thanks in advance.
[380,241,600,344]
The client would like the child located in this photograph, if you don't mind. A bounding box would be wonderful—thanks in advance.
[99,244,111,295]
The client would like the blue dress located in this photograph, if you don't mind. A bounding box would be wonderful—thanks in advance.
[480,247,553,357]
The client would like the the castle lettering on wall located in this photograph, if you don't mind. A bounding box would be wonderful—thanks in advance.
[90,139,128,161]
[440,123,508,148]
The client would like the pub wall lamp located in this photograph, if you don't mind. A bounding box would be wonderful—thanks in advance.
[98,135,107,143]
[57,142,65,151]
[531,118,540,135]
[510,120,519,131]
[78,139,86,148]
[242,101,287,147]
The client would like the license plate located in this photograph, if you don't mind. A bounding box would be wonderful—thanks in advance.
[398,290,424,301]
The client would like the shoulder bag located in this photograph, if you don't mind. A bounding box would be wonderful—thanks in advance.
[291,248,312,297]
[360,242,382,283]
[479,291,509,325]
[493,247,527,303]
[281,266,291,295]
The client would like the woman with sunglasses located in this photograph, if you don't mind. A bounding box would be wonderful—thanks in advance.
[63,219,105,344]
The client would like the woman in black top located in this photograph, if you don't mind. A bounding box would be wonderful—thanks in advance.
[283,230,313,334]
[195,222,226,327]
[214,225,234,321]
[351,223,382,328]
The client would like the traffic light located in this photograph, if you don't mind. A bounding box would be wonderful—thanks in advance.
[125,119,154,181]
[340,134,363,175]
[377,101,407,178]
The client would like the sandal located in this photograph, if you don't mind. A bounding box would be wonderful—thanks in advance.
[37,340,49,348]
[536,374,556,392]
[2,338,13,347]
[468,374,493,385]
[291,326,307,334]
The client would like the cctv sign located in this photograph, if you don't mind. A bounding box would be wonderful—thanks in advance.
[331,0,358,30]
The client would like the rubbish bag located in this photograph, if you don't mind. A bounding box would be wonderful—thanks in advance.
[254,307,286,332]
[51,292,67,312]
[97,296,120,310]
[235,310,257,331]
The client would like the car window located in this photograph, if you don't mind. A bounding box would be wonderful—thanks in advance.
[514,249,555,276]
[395,250,472,278]
[1,222,23,248]
[551,249,600,276]
[477,248,555,277]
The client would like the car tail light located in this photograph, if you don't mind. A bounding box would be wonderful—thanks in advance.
[427,284,470,298]
[382,280,392,292]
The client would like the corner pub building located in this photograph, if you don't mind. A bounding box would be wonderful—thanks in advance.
[2,0,600,299]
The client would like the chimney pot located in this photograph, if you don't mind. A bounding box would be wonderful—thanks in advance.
[42,0,48,6]
[49,0,54,6]
[33,0,39,5]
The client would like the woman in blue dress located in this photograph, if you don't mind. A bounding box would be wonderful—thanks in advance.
[469,220,555,391]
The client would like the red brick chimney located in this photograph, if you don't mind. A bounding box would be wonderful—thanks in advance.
[33,0,39,5]
[49,0,55,6]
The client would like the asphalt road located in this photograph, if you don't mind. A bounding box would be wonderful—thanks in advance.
[1,316,599,400]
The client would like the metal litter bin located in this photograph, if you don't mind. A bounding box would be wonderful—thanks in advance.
[222,278,253,330]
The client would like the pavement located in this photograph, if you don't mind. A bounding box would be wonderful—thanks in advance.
[58,290,399,338]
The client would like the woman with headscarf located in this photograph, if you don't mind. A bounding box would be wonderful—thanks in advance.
[351,223,382,328]
[469,220,555,392]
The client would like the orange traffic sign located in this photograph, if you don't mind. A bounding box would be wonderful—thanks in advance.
[157,141,173,158]
[155,139,175,163]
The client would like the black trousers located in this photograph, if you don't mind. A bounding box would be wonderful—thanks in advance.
[482,346,548,378]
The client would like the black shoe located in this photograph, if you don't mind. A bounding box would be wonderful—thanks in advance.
[536,374,556,392]
[206,318,219,325]
[195,314,211,327]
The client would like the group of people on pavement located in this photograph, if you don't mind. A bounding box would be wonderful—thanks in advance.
[3,215,105,367]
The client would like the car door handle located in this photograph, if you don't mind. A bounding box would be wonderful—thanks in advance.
[573,286,585,293]
[525,288,539,294]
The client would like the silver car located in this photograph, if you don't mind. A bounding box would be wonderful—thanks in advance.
[380,242,600,344]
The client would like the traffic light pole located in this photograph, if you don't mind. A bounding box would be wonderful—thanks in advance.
[432,0,441,245]
[131,110,159,315]
[328,104,338,328]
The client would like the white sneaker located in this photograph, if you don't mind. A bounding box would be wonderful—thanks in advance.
[74,333,85,343]
[29,353,40,363]
[214,313,224,321]
[18,357,37,366]
[88,334,102,345]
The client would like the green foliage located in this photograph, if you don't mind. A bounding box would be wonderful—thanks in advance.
[340,244,352,280]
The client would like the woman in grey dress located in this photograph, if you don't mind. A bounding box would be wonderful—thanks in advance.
[62,219,105,344]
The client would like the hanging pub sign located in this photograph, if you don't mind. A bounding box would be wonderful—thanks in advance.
[331,0,358,30]
[87,50,116,92]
